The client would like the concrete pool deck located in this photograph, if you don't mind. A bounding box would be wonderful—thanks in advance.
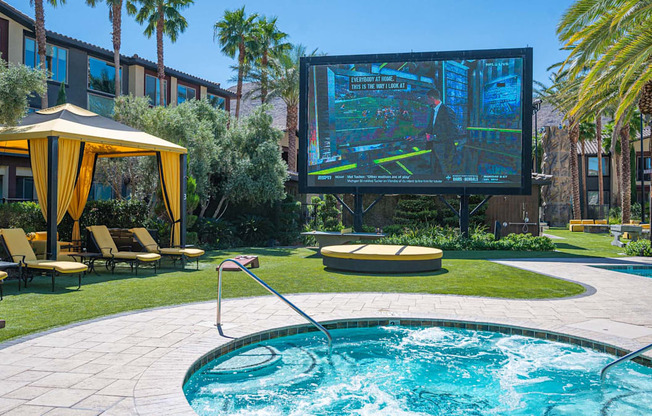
[1,257,651,415]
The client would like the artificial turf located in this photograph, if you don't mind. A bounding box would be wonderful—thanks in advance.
[0,243,591,343]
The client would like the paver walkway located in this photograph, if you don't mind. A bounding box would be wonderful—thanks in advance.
[0,257,651,415]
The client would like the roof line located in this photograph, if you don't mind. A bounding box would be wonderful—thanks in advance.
[0,0,236,98]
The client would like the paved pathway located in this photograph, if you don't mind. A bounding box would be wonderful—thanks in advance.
[0,257,651,415]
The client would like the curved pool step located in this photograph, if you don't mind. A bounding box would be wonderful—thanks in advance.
[204,345,282,375]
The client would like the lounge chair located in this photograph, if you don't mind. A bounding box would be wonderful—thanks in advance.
[0,228,87,292]
[0,270,7,300]
[86,225,160,274]
[129,227,205,270]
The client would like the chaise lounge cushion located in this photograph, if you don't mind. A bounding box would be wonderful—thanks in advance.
[25,260,87,274]
[130,228,204,258]
[87,225,161,262]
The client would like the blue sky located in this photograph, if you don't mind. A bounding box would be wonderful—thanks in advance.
[10,0,573,88]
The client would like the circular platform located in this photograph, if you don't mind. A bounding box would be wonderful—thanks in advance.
[321,244,443,273]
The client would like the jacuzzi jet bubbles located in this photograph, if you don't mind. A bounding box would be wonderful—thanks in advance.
[184,325,652,415]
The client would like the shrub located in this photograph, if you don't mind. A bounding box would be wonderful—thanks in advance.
[625,239,652,256]
[379,225,554,251]
[0,202,46,233]
[194,218,239,249]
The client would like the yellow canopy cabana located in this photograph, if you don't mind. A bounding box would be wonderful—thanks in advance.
[0,104,188,260]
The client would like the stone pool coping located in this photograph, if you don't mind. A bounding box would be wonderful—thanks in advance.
[0,257,652,415]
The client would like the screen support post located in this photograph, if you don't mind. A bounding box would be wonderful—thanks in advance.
[334,192,384,232]
[438,194,492,237]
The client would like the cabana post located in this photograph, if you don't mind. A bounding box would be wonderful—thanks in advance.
[46,136,58,260]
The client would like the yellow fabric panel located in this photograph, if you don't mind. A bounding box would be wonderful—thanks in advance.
[321,244,443,261]
[29,138,81,226]
[87,225,118,257]
[24,260,87,274]
[30,139,48,219]
[69,150,96,242]
[159,247,204,257]
[569,220,582,224]
[0,228,37,262]
[569,224,584,232]
[581,220,594,224]
[0,271,7,281]
[158,152,181,247]
[129,228,159,252]
[595,220,607,224]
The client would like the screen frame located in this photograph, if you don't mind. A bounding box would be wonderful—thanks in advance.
[298,47,533,195]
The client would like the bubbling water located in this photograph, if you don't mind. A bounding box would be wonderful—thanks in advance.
[184,326,652,415]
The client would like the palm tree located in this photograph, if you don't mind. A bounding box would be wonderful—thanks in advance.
[578,119,596,217]
[252,16,289,104]
[132,0,193,106]
[30,0,66,109]
[214,7,258,118]
[557,0,652,120]
[595,111,604,211]
[87,0,134,97]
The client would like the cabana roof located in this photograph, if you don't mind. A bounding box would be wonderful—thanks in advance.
[0,104,187,156]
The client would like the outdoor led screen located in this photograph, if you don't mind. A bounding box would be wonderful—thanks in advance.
[299,48,532,195]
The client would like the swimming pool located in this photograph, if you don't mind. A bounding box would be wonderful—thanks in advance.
[594,264,652,278]
[183,325,652,415]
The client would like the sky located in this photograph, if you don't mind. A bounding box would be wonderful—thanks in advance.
[9,0,574,89]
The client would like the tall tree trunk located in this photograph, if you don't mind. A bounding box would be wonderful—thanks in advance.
[156,6,165,107]
[260,51,268,104]
[569,121,581,219]
[581,140,587,218]
[235,41,244,118]
[112,1,122,97]
[34,0,48,109]
[596,112,604,215]
[621,123,631,223]
[286,102,298,172]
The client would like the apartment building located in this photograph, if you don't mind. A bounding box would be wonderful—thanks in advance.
[0,0,235,201]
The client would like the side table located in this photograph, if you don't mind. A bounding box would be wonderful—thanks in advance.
[67,252,101,276]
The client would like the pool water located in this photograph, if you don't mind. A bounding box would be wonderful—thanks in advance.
[183,326,652,415]
[594,265,652,278]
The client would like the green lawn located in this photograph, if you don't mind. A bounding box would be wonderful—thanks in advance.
[0,245,589,343]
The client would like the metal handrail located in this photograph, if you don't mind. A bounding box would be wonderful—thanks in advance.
[600,342,652,381]
[217,259,332,352]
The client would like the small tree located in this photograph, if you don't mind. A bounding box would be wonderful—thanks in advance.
[56,81,66,105]
[0,60,46,125]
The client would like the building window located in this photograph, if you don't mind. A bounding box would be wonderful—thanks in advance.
[88,93,115,117]
[24,37,67,82]
[207,93,225,109]
[587,157,609,176]
[636,156,651,181]
[177,85,196,104]
[145,74,167,106]
[88,57,121,95]
[587,191,610,206]
[16,176,35,200]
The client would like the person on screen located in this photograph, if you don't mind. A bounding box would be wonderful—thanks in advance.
[420,88,462,176]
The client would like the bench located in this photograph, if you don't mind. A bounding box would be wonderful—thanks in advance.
[321,244,442,273]
[610,224,643,247]
[301,231,385,249]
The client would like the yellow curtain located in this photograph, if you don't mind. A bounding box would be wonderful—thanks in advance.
[157,152,181,247]
[29,139,48,219]
[29,138,82,224]
[68,150,96,243]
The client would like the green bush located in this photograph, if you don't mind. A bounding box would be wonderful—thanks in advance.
[194,218,240,249]
[379,225,554,251]
[625,239,652,256]
[0,202,46,233]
